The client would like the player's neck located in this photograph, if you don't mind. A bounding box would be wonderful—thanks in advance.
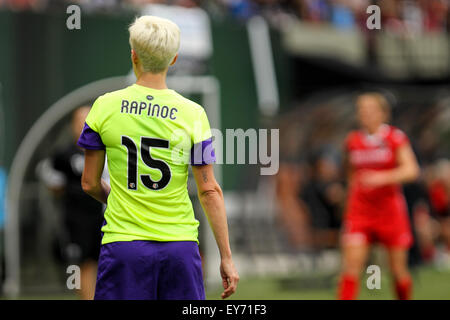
[135,71,168,90]
[366,127,379,135]
[365,123,387,136]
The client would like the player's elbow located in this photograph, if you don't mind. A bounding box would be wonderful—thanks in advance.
[198,186,223,213]
[81,177,99,195]
[198,183,223,201]
[403,162,420,183]
[409,163,420,181]
[81,181,94,194]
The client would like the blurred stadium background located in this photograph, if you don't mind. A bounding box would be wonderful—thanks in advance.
[1,0,450,299]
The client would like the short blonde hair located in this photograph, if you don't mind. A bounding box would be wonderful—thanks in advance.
[356,92,391,119]
[129,16,180,73]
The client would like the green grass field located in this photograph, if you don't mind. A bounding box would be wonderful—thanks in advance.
[6,266,449,300]
[205,266,450,300]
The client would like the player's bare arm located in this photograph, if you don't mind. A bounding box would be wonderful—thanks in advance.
[192,164,239,299]
[81,149,111,204]
[359,143,420,188]
[387,143,420,183]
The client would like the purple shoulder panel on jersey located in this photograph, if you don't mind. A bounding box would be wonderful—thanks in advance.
[77,122,106,150]
[190,137,216,166]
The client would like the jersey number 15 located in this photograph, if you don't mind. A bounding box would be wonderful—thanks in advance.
[121,136,171,191]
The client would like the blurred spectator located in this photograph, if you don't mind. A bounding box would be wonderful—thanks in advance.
[330,0,356,30]
[300,0,329,23]
[1,0,449,36]
[402,0,424,34]
[424,159,450,267]
[276,161,313,249]
[301,146,344,249]
[421,0,448,33]
[0,0,43,10]
[276,102,351,251]
[222,0,258,20]
[36,106,106,299]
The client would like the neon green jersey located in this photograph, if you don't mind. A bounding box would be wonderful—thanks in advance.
[81,83,215,245]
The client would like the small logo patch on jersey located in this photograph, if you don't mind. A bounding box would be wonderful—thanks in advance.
[146,95,154,101]
[152,183,158,189]
[129,182,136,189]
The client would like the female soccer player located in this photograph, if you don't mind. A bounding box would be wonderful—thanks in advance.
[338,93,420,300]
[77,16,238,300]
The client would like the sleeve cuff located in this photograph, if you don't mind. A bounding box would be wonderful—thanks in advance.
[190,137,216,165]
[77,122,106,150]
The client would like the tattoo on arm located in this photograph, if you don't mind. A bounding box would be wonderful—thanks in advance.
[202,170,208,183]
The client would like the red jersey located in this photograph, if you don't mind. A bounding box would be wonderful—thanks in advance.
[345,124,409,211]
[342,124,413,248]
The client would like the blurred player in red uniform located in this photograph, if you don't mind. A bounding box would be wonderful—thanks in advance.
[338,93,420,300]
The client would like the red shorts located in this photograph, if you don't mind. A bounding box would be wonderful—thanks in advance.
[342,194,413,248]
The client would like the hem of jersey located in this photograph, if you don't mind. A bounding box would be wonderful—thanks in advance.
[101,234,200,245]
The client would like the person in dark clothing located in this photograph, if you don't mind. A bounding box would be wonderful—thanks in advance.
[301,147,344,249]
[36,106,106,299]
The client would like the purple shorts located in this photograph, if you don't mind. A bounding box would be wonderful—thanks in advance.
[94,240,205,300]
